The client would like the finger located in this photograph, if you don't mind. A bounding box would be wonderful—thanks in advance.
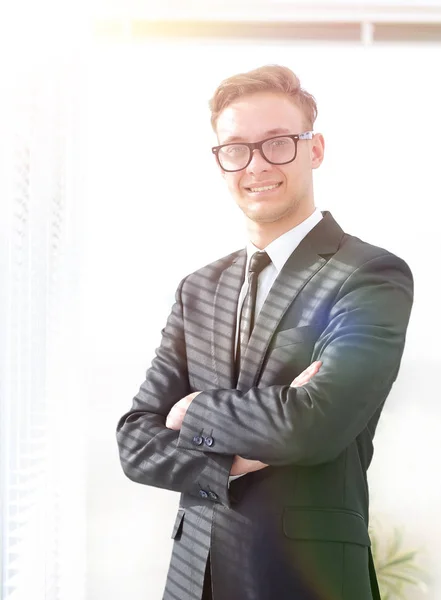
[291,369,312,386]
[291,379,307,388]
[292,379,308,387]
[166,411,180,430]
[291,370,307,385]
[291,374,307,387]
[290,361,322,387]
[295,364,315,382]
[304,360,322,376]
[306,360,321,375]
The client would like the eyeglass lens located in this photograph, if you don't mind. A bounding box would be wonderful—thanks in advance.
[218,136,296,171]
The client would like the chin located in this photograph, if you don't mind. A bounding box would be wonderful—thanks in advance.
[241,200,288,222]
[245,208,288,224]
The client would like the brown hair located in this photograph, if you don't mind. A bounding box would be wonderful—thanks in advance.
[209,64,317,131]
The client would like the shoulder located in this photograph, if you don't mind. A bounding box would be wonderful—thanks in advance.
[332,232,414,307]
[179,248,244,293]
[337,230,412,278]
[316,211,413,282]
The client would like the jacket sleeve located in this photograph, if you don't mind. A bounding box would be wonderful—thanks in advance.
[116,278,234,506]
[177,253,414,466]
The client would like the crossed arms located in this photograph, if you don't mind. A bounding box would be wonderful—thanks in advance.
[116,253,413,505]
[165,361,322,476]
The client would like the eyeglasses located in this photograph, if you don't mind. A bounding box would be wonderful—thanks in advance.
[212,131,314,173]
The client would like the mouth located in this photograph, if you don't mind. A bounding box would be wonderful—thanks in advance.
[244,182,282,193]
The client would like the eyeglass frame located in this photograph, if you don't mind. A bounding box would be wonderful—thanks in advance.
[211,131,314,173]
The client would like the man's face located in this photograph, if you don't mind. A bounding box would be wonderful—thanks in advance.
[215,92,324,226]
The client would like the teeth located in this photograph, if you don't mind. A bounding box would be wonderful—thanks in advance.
[249,183,280,192]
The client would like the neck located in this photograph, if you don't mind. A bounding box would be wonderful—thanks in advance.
[246,205,316,249]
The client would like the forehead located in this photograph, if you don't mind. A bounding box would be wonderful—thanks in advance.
[216,92,305,144]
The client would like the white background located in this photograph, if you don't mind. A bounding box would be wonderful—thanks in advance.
[79,40,441,599]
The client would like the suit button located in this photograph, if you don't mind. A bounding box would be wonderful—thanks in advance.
[192,435,204,446]
[208,491,218,501]
[204,436,214,447]
[199,490,209,499]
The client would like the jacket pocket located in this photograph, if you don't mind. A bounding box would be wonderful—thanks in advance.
[283,507,371,547]
[283,507,372,599]
[271,326,315,349]
[171,508,185,540]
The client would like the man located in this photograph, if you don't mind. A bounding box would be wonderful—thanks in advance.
[116,65,413,600]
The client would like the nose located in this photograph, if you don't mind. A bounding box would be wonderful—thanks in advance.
[246,148,271,174]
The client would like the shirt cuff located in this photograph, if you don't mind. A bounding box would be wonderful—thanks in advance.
[228,473,245,487]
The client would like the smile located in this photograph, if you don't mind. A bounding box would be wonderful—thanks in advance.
[245,182,282,193]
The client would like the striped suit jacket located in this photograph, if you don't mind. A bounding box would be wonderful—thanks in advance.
[116,211,413,600]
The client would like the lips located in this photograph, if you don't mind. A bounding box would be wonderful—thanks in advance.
[244,182,282,193]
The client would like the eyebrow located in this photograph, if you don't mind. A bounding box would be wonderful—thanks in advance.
[221,128,292,144]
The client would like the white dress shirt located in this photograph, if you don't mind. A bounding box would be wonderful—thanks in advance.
[234,208,323,355]
[229,208,323,482]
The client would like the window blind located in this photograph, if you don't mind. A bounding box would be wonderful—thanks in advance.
[0,64,86,600]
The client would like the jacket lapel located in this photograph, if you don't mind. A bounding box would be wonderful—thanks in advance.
[211,250,246,388]
[237,212,344,391]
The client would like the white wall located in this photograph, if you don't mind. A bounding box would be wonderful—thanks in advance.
[81,41,441,599]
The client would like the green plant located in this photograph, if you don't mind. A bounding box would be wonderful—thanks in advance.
[369,520,429,599]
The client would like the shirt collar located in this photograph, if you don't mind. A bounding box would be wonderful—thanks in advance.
[246,208,323,274]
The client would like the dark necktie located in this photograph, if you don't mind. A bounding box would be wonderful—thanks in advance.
[238,251,271,368]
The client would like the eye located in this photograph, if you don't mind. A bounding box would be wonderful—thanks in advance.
[224,144,247,156]
[269,138,289,147]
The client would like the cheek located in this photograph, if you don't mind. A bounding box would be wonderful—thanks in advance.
[225,174,242,194]
[273,167,288,184]
[282,166,302,188]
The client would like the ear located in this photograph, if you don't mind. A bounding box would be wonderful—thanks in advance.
[311,133,325,169]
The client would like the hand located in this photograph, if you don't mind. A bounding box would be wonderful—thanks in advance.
[229,361,323,476]
[230,455,268,476]
[166,391,202,430]
[290,360,322,388]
